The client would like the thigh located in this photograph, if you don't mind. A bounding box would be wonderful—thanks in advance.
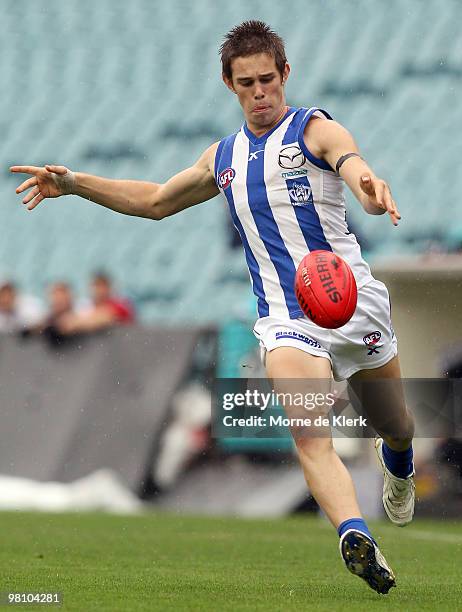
[266,347,333,442]
[266,345,332,379]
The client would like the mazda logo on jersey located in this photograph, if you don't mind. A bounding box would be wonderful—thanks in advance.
[278,145,306,169]
[218,167,235,190]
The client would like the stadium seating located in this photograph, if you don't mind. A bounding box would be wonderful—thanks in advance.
[1,0,461,321]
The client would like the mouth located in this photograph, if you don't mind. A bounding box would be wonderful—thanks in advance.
[252,105,270,113]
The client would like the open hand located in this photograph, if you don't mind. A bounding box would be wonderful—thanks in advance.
[10,165,75,210]
[360,175,401,226]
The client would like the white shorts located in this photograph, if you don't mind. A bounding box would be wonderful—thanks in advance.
[253,279,398,381]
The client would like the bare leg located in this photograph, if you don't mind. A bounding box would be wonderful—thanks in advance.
[349,354,415,527]
[266,346,362,528]
[349,355,414,451]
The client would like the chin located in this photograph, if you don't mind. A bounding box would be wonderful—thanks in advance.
[254,110,274,125]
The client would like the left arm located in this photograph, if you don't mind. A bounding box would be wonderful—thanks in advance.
[304,118,401,226]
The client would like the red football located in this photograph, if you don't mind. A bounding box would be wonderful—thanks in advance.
[294,250,357,329]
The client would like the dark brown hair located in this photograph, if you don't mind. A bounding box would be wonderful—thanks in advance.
[220,21,287,80]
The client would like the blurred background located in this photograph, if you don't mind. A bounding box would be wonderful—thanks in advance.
[0,0,461,519]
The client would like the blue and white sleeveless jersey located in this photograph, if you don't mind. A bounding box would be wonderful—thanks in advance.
[214,106,374,319]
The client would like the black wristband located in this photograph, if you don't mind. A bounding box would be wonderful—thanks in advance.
[335,153,362,176]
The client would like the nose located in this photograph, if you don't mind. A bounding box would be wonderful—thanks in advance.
[254,84,265,99]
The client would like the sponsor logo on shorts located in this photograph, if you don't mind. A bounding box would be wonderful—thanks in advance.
[275,330,322,349]
[218,167,235,190]
[363,331,382,355]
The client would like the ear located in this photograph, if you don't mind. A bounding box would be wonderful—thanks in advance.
[222,73,236,94]
[282,62,291,84]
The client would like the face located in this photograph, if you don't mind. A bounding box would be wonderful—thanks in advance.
[91,278,111,304]
[0,285,16,313]
[49,284,73,316]
[223,53,290,135]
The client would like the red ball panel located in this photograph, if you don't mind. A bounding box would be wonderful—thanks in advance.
[294,250,357,329]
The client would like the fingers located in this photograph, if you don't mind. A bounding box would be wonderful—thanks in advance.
[11,164,68,176]
[22,186,40,205]
[362,176,402,226]
[16,183,45,211]
[10,165,40,175]
[360,175,375,195]
[27,193,44,211]
[384,190,401,227]
[380,182,401,225]
[16,176,37,194]
[45,165,68,175]
[374,181,385,209]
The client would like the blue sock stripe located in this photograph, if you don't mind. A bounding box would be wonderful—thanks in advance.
[337,518,376,545]
[382,443,414,479]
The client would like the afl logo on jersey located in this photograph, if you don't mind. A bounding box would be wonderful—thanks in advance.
[218,167,235,190]
[278,145,306,169]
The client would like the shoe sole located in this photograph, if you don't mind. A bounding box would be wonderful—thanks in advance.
[341,531,396,595]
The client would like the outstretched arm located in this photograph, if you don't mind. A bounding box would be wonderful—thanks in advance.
[11,142,220,220]
[304,119,401,226]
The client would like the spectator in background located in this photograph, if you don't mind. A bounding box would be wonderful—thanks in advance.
[56,272,134,335]
[89,272,134,324]
[47,281,75,324]
[0,280,44,334]
[42,281,76,344]
[20,281,76,346]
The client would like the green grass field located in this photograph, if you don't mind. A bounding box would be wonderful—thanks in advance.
[2,511,461,611]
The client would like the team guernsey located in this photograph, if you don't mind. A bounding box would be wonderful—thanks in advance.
[214,106,374,320]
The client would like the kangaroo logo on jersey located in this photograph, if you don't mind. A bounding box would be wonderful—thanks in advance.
[288,182,312,206]
[278,145,306,169]
[363,331,382,355]
[218,167,235,190]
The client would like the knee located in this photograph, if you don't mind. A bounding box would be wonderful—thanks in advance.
[294,436,334,463]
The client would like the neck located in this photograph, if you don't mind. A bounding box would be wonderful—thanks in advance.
[247,104,289,138]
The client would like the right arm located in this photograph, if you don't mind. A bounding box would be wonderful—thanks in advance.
[11,142,220,220]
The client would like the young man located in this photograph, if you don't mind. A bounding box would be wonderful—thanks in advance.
[11,21,414,595]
